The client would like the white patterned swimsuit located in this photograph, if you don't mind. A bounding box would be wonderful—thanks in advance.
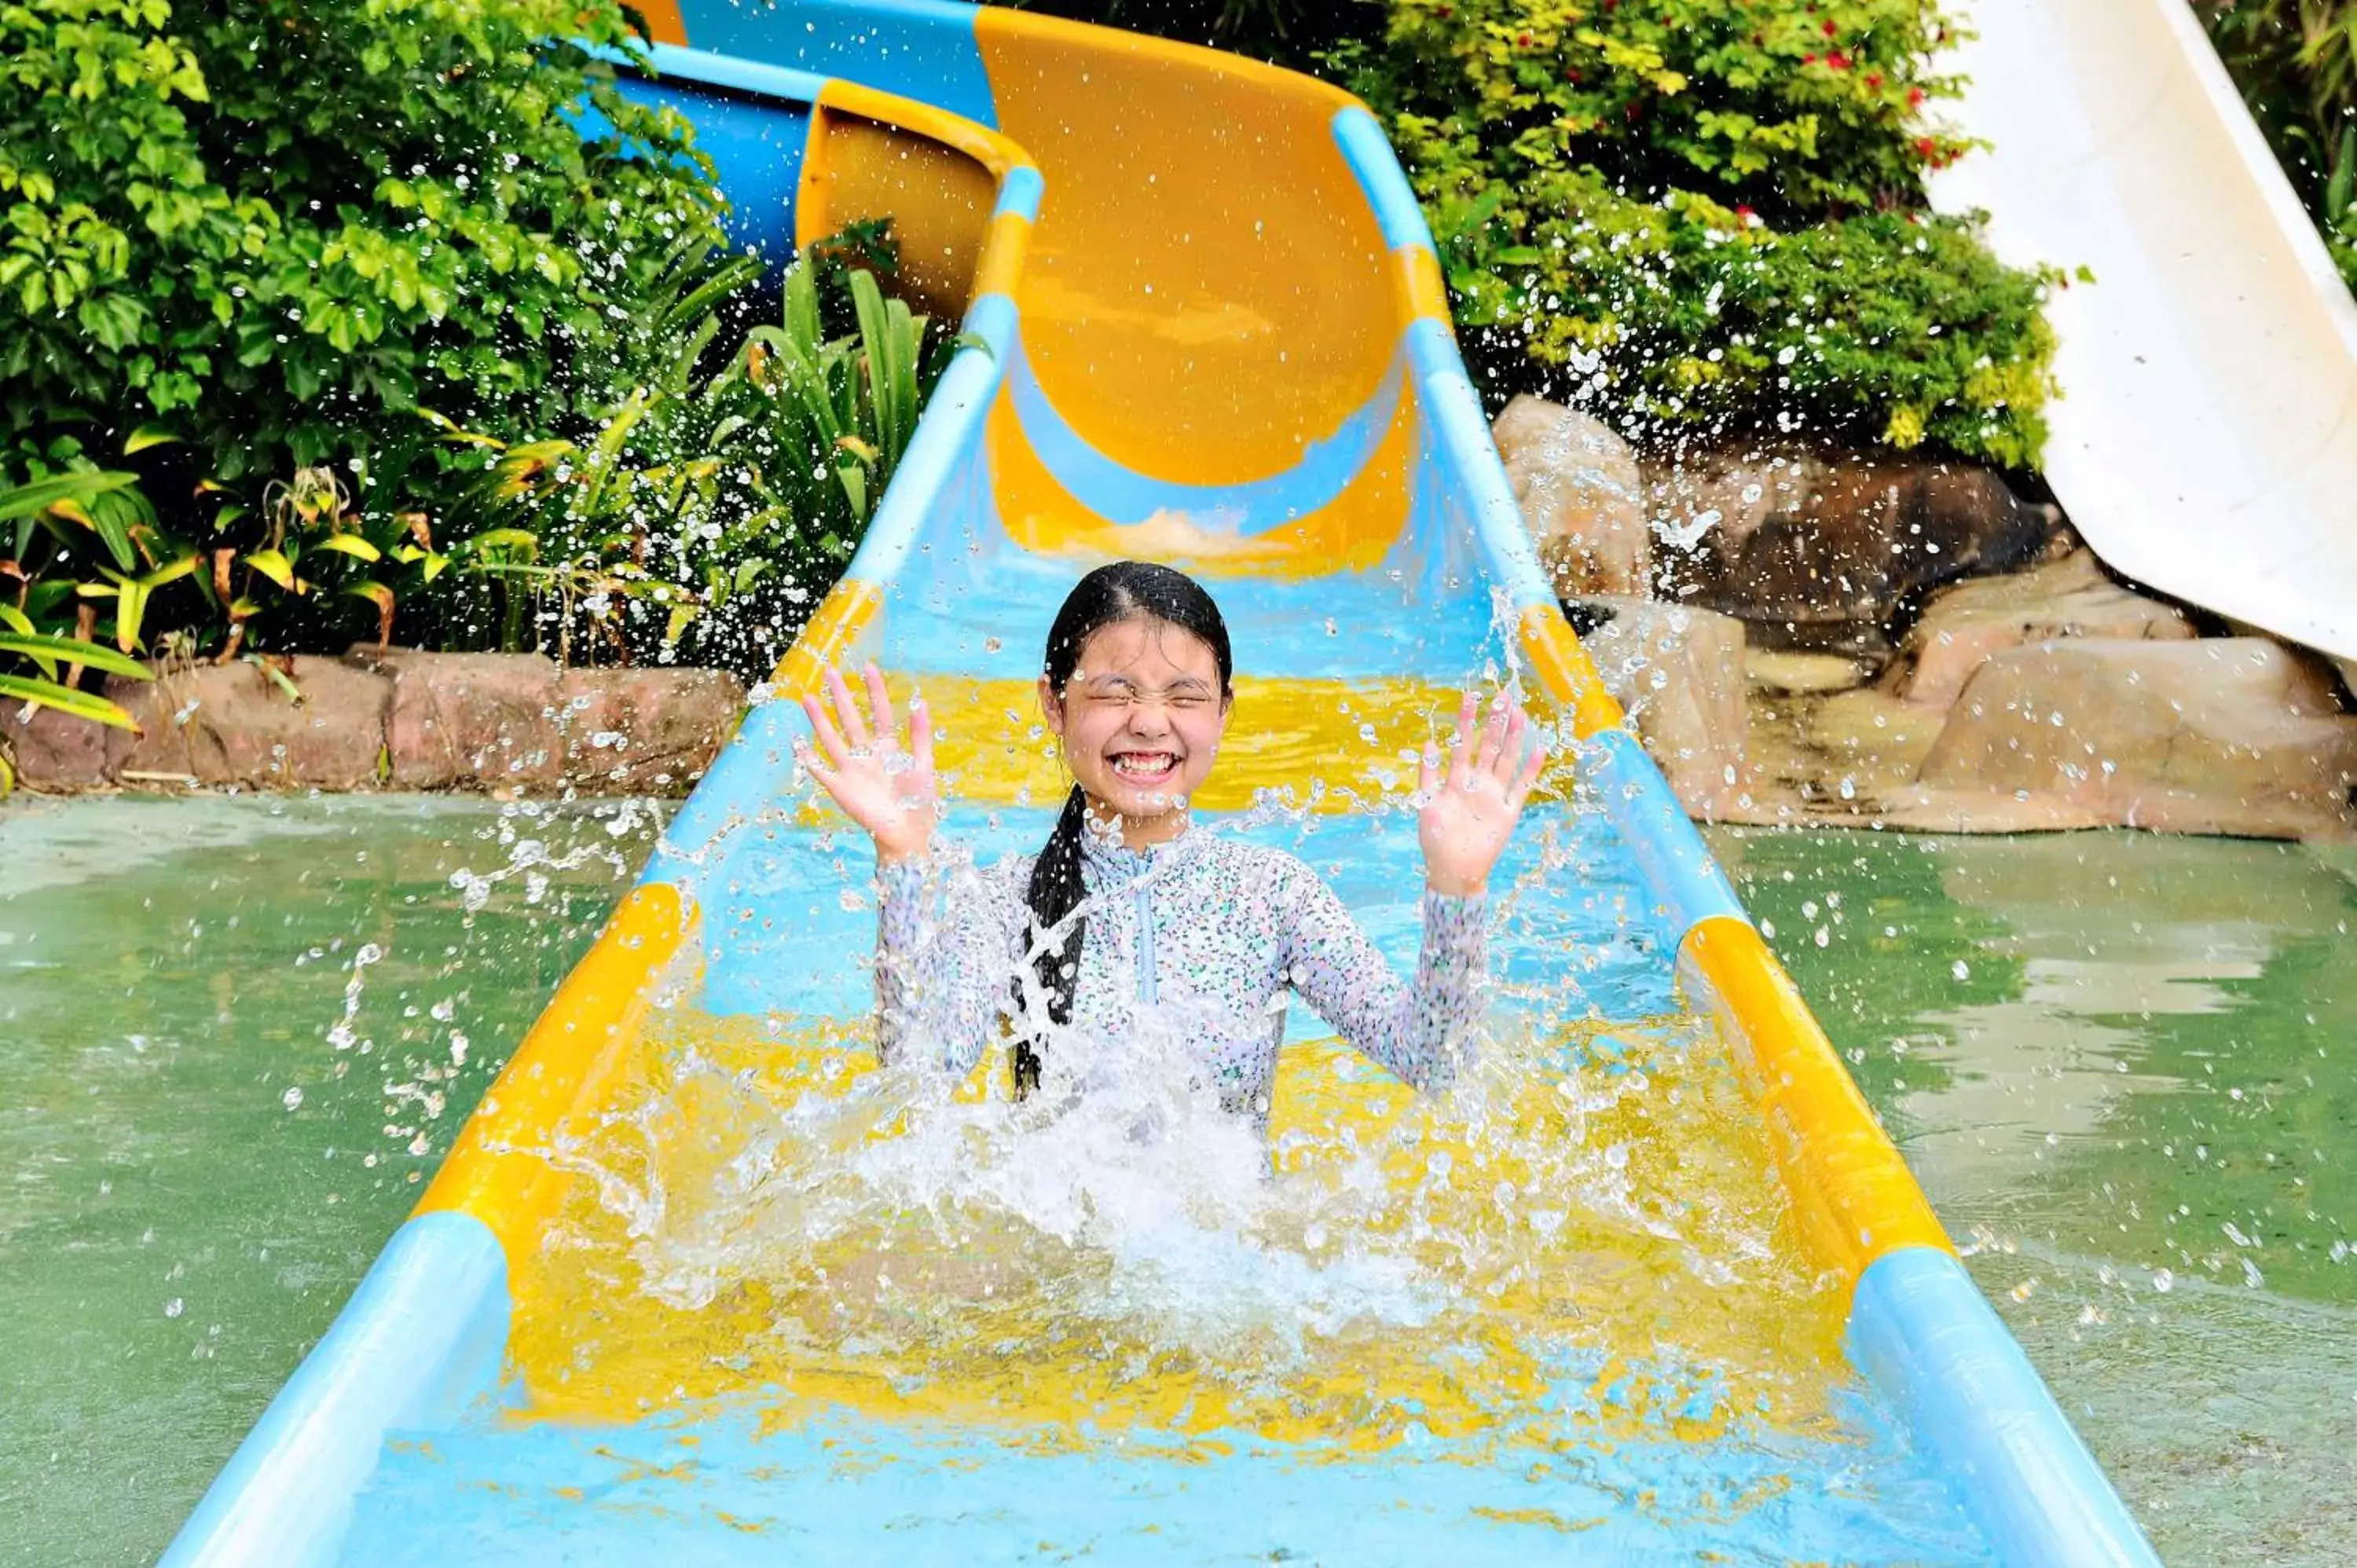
[874,821,1486,1123]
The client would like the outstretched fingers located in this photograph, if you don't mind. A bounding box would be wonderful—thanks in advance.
[824,663,873,753]
[798,689,851,772]
[1488,701,1530,785]
[860,662,898,753]
[1449,690,1480,786]
[1506,722,1546,811]
[907,688,933,775]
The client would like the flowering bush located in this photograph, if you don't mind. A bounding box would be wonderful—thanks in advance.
[1330,0,2065,466]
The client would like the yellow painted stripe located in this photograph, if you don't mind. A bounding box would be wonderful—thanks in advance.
[1397,244,1450,328]
[970,207,1037,305]
[1680,917,1953,1283]
[1516,603,1626,738]
[813,79,1035,178]
[774,577,885,699]
[413,884,696,1258]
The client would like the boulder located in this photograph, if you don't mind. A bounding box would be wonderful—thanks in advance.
[0,698,115,789]
[1919,638,2357,838]
[1745,649,1874,695]
[1889,550,2195,709]
[1569,596,1747,814]
[104,658,392,790]
[350,647,742,794]
[355,647,568,790]
[551,665,746,793]
[1493,395,1651,597]
[1644,449,2058,656]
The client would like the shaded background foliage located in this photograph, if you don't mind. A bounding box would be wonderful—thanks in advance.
[2202,0,2357,285]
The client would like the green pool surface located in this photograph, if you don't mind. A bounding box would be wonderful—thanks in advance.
[2,796,2351,1564]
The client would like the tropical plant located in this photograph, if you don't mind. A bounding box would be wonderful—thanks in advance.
[1327,0,2065,466]
[427,242,960,680]
[1,472,156,793]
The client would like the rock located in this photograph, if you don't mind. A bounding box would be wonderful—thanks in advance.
[0,699,115,789]
[1644,449,2058,656]
[550,665,746,793]
[355,648,568,791]
[1889,551,2195,709]
[351,648,742,795]
[1745,649,1873,695]
[1493,395,1651,597]
[1919,639,2357,838]
[104,658,393,790]
[1571,596,1747,814]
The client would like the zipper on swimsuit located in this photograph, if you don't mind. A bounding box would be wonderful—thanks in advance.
[1133,879,1157,1004]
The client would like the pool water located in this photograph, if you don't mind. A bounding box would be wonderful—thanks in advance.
[2,795,2351,1563]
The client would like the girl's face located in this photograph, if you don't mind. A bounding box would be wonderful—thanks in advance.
[1041,616,1230,830]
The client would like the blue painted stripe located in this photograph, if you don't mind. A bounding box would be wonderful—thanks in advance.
[1003,335,1406,529]
[1849,1247,2160,1566]
[961,290,1021,357]
[1409,340,1556,612]
[995,163,1046,223]
[1331,105,1438,253]
[849,335,1008,585]
[646,698,809,893]
[1581,727,1748,940]
[673,0,998,128]
[160,1211,511,1568]
[629,40,831,105]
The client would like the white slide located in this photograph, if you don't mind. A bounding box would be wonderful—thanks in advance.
[1932,0,2357,669]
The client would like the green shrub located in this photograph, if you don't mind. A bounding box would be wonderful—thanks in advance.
[0,0,741,657]
[1329,0,2064,466]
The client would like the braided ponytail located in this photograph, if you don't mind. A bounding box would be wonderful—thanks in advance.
[1011,783,1090,1095]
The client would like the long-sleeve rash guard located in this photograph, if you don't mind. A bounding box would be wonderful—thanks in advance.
[874,820,1486,1123]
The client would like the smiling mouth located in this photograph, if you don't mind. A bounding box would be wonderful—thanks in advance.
[1109,751,1180,783]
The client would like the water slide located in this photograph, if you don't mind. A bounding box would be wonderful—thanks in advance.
[1933,0,2357,669]
[163,3,2158,1562]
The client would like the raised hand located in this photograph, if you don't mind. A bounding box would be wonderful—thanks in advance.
[795,662,938,865]
[1417,689,1545,898]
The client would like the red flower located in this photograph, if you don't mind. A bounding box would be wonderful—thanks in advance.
[1803,51,1816,64]
[1866,72,1882,90]
[1821,18,1837,35]
[1567,68,1582,84]
[1518,31,1532,45]
[1827,49,1849,70]
[1734,203,1757,225]
[1908,86,1925,108]
[1916,136,1937,156]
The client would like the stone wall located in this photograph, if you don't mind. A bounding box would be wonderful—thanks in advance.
[2,650,746,797]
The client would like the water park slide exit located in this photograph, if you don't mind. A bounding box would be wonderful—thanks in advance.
[163,2,2156,1563]
[1935,0,2357,670]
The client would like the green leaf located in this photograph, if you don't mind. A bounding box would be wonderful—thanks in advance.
[317,533,383,562]
[244,548,297,591]
[0,674,140,730]
[0,631,152,680]
[123,423,181,456]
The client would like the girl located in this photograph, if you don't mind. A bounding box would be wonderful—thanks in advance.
[795,561,1545,1126]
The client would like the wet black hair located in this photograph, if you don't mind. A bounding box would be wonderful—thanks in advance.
[1010,561,1233,1095]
